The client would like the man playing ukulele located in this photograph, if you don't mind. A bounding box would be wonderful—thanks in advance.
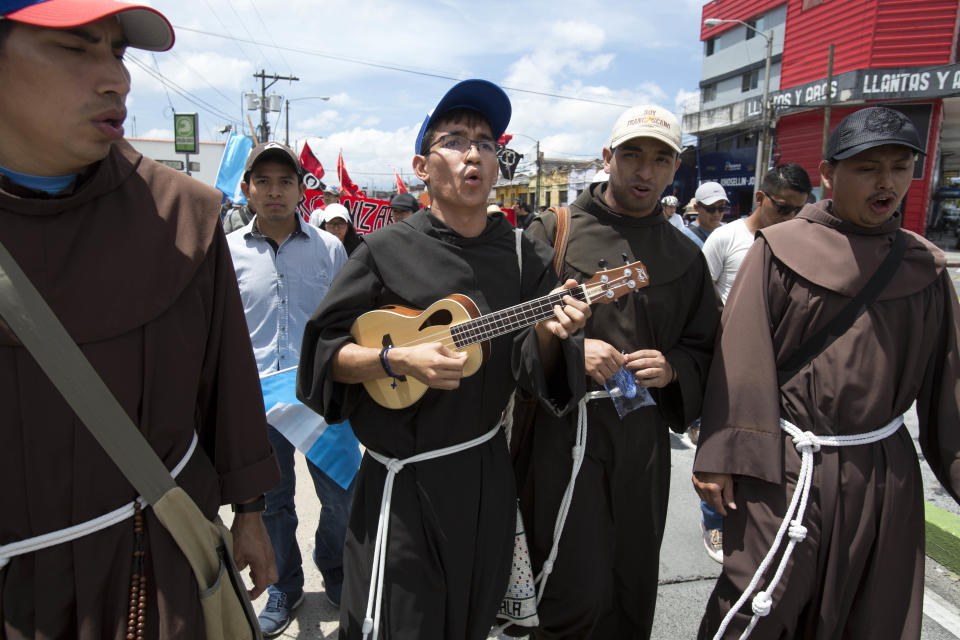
[297,79,589,640]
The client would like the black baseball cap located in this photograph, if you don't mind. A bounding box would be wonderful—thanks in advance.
[825,107,925,162]
[414,79,511,155]
[389,193,419,212]
[243,142,302,181]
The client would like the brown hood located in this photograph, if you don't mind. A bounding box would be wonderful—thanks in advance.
[758,200,944,299]
[0,140,223,345]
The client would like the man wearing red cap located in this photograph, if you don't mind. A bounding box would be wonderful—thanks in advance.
[0,2,280,638]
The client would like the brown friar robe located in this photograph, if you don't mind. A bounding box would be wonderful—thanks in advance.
[694,201,960,639]
[0,142,280,640]
[522,183,721,640]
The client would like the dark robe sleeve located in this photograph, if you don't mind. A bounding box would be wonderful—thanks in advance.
[297,247,384,423]
[198,227,281,505]
[916,269,960,504]
[693,239,784,483]
[513,231,585,417]
[653,252,722,431]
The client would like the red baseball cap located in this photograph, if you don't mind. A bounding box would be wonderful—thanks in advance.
[2,0,175,51]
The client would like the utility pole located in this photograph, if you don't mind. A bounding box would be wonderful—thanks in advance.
[820,44,836,200]
[535,140,542,212]
[253,70,299,142]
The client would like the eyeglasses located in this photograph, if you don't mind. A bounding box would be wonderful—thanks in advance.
[428,134,498,155]
[763,193,803,217]
[699,204,727,214]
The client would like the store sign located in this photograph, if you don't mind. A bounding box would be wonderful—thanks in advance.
[174,113,198,154]
[699,147,757,189]
[689,62,960,128]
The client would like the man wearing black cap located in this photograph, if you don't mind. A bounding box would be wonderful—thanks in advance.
[693,106,960,638]
[227,142,352,636]
[388,192,419,223]
[297,79,589,640]
[0,1,280,638]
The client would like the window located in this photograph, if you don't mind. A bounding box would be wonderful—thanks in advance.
[741,70,760,92]
[544,191,551,207]
[745,19,757,40]
[558,190,567,205]
[702,83,717,103]
[705,37,715,56]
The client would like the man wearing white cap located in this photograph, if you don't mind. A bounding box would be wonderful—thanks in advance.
[661,195,685,230]
[682,182,728,248]
[521,105,721,638]
[0,1,280,638]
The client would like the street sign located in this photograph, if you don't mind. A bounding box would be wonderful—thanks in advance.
[174,113,198,153]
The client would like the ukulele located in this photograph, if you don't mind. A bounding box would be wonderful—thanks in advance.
[350,261,649,409]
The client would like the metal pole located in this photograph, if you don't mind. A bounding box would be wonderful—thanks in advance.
[820,44,835,199]
[535,140,542,211]
[753,30,774,199]
[259,70,268,142]
[285,100,290,146]
[184,152,191,176]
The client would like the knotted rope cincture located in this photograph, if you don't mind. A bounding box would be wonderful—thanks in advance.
[711,415,904,640]
[491,396,590,637]
[362,424,501,640]
[0,432,198,570]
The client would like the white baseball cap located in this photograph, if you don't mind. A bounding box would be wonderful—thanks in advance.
[322,203,351,224]
[609,105,682,154]
[694,182,728,206]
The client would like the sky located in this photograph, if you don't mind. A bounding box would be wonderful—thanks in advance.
[127,0,708,190]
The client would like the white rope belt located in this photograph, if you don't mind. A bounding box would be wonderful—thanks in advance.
[532,397,588,605]
[713,415,904,640]
[361,424,502,640]
[0,432,198,571]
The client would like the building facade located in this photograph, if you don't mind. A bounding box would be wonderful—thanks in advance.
[684,0,960,232]
[126,138,227,189]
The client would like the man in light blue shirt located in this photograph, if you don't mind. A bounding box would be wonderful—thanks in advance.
[227,142,350,636]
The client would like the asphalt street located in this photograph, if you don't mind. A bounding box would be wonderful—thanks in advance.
[228,243,960,639]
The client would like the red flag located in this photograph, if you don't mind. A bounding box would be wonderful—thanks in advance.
[337,150,364,199]
[298,141,327,219]
[299,141,324,180]
[498,134,513,146]
[394,171,408,194]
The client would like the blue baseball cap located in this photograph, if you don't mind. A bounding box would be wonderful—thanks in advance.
[414,79,511,155]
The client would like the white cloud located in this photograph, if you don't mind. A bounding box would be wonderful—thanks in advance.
[128,0,707,189]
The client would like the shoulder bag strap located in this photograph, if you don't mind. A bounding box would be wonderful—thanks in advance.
[0,240,176,505]
[777,230,907,387]
[551,206,571,276]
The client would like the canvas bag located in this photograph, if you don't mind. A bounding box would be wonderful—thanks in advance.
[0,239,261,640]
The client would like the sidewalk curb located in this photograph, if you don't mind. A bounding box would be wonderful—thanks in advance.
[926,502,960,575]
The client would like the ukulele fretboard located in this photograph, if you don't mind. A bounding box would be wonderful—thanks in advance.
[449,287,589,348]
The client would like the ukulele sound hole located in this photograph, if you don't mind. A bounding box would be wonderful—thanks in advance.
[418,309,453,331]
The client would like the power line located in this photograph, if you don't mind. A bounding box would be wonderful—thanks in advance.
[167,50,239,113]
[128,54,239,125]
[171,26,639,110]
[248,0,294,73]
[223,0,283,74]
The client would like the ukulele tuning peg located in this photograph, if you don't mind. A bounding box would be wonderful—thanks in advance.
[598,259,608,269]
[622,253,630,265]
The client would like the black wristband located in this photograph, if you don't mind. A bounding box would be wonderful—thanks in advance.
[378,347,391,376]
[231,495,266,513]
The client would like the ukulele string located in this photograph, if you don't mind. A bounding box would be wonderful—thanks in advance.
[377,276,640,352]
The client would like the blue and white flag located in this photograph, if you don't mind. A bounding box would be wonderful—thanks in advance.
[260,367,362,489]
[214,132,254,204]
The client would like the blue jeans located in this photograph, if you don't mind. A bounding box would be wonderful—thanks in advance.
[264,425,355,597]
[701,499,723,531]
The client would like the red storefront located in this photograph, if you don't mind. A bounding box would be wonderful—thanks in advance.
[700,0,960,233]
